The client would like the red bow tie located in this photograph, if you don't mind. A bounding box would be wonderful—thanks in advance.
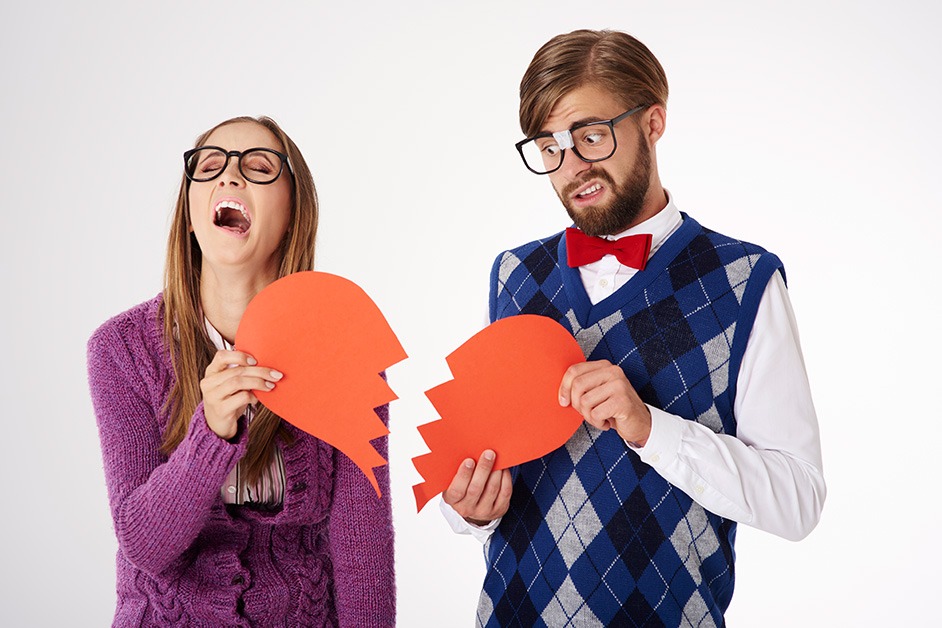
[565,227,652,270]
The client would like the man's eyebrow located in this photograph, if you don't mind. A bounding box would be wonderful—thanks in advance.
[570,116,607,126]
[541,116,608,134]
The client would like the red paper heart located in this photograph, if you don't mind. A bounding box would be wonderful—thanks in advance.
[235,271,407,497]
[412,315,585,512]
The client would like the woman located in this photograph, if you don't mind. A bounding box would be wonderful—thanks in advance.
[87,116,395,626]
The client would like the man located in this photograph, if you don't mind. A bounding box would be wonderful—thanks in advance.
[441,30,826,627]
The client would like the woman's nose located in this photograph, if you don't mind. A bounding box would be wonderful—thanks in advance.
[218,157,246,187]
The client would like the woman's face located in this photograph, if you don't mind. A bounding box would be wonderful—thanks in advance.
[188,121,293,279]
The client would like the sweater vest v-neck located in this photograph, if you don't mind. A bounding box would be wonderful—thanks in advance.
[477,214,783,628]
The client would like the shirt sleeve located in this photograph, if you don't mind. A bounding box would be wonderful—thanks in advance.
[633,271,826,540]
[328,403,396,627]
[446,272,826,543]
[439,499,502,543]
[87,321,248,576]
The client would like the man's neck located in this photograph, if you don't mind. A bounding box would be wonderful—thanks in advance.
[615,183,669,234]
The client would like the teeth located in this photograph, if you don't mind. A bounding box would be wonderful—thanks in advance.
[214,200,250,223]
[578,184,602,197]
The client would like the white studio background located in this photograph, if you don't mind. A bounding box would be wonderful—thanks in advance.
[2,1,939,625]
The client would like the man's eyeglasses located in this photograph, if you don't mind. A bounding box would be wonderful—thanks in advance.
[184,146,291,185]
[515,104,648,175]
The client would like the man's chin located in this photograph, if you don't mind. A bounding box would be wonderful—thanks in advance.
[566,202,620,237]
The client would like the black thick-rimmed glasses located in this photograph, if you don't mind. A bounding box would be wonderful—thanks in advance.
[183,146,292,185]
[515,104,648,175]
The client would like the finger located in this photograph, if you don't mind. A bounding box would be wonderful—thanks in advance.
[204,366,284,395]
[466,450,497,500]
[203,375,271,402]
[583,412,613,431]
[568,372,600,417]
[558,363,583,406]
[580,395,612,430]
[559,360,612,406]
[570,364,628,415]
[494,470,514,514]
[217,391,257,417]
[590,394,625,423]
[575,380,619,418]
[479,467,505,508]
[592,396,650,443]
[205,350,259,376]
[205,390,256,429]
[443,458,476,505]
[235,365,284,384]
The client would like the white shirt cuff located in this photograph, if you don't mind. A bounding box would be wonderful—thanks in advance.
[439,499,500,544]
[629,405,683,464]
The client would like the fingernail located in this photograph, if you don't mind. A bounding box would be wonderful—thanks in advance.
[483,450,495,461]
[265,381,275,389]
[464,459,474,469]
[270,370,283,380]
[559,395,568,406]
[247,357,257,366]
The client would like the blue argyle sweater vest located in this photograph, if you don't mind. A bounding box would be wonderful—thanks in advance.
[477,215,783,628]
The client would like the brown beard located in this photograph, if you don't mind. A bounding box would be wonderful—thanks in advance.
[558,131,651,237]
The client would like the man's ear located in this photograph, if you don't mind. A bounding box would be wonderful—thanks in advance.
[642,104,666,148]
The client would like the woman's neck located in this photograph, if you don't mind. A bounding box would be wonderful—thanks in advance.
[199,264,278,343]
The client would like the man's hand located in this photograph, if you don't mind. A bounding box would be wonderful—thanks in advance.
[443,450,512,526]
[559,360,652,446]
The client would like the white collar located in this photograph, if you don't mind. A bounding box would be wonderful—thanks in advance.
[204,318,232,351]
[602,189,683,258]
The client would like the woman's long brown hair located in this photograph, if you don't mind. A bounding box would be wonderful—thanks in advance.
[160,116,318,484]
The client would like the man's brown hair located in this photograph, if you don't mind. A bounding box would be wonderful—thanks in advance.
[519,29,669,137]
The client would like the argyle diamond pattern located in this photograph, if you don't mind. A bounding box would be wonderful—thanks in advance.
[478,218,781,627]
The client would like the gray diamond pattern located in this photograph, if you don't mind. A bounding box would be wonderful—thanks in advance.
[724,254,761,303]
[541,575,603,627]
[669,507,720,587]
[545,473,603,570]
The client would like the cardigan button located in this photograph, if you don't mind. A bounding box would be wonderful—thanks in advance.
[291,482,307,493]
[231,575,244,585]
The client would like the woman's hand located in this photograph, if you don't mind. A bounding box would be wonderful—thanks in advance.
[200,350,283,440]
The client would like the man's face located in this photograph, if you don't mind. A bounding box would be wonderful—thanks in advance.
[543,85,652,236]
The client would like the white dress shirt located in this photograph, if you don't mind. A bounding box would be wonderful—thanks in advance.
[442,193,826,542]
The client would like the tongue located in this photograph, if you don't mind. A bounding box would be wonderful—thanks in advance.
[217,208,250,233]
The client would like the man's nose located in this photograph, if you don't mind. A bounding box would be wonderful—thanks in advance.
[560,149,593,179]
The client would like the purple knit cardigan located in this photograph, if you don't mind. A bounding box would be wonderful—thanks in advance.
[87,295,396,627]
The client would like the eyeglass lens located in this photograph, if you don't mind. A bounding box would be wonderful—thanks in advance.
[186,148,283,184]
[520,123,617,174]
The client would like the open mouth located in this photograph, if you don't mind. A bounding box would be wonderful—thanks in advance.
[213,200,252,235]
[575,183,603,199]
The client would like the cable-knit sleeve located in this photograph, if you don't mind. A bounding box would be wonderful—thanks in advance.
[87,314,247,577]
[328,402,396,627]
